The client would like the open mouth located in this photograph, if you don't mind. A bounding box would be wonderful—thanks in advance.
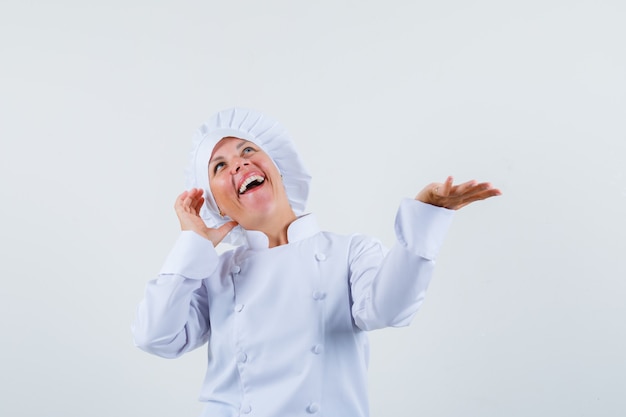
[238,175,265,195]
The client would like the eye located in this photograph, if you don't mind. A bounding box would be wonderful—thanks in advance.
[242,146,255,154]
[213,161,225,174]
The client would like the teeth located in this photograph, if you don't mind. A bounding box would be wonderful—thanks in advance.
[239,175,265,194]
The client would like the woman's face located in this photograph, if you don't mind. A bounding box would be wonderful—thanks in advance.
[208,137,289,228]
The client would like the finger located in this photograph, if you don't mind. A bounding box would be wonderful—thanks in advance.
[451,181,495,199]
[468,183,502,200]
[192,196,205,214]
[192,197,204,215]
[182,193,197,212]
[468,186,502,201]
[210,221,238,246]
[177,190,189,202]
[174,190,190,209]
[451,179,478,195]
[218,220,238,234]
[441,176,454,196]
[190,187,203,197]
[451,186,502,209]
[432,176,453,196]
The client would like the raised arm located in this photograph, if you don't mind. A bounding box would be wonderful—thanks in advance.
[350,177,501,331]
[131,189,235,358]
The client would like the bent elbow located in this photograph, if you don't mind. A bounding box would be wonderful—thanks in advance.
[353,301,422,331]
[131,325,188,359]
[354,313,414,331]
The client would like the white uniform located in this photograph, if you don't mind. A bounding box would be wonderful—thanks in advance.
[132,199,454,417]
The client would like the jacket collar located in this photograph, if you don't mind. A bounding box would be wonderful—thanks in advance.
[243,213,319,250]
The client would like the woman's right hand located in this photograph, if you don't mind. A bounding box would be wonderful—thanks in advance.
[174,188,238,247]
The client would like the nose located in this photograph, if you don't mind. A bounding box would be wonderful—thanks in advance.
[230,157,249,174]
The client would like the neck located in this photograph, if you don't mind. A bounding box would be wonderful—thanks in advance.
[263,220,295,248]
[242,206,297,248]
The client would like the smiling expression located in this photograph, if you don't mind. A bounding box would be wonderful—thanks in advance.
[208,137,292,229]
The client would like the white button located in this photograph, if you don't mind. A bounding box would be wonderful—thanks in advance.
[231,265,241,274]
[235,304,244,312]
[237,352,248,363]
[312,290,326,300]
[241,404,252,414]
[315,253,326,261]
[307,402,320,413]
[312,344,323,354]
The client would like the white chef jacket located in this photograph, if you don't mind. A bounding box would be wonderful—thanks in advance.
[132,199,454,417]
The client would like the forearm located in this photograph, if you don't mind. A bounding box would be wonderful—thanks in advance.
[351,199,454,331]
[132,231,218,358]
[353,245,435,330]
[132,275,209,358]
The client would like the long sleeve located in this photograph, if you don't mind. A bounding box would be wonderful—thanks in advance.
[132,231,220,358]
[349,198,454,331]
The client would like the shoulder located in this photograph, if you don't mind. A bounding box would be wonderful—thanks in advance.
[314,230,386,262]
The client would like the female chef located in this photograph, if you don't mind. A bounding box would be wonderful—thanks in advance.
[132,107,501,417]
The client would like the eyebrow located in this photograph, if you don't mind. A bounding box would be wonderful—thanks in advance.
[236,140,252,149]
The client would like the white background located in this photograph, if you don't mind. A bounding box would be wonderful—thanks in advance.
[1,1,625,416]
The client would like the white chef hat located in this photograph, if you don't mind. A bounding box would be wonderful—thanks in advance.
[184,107,311,246]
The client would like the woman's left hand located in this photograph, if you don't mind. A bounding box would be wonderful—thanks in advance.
[415,176,501,210]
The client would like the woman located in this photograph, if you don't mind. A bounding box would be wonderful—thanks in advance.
[132,107,501,416]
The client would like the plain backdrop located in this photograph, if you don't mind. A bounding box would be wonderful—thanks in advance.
[1,1,625,416]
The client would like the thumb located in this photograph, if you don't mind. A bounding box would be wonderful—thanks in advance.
[441,176,454,196]
[210,221,238,246]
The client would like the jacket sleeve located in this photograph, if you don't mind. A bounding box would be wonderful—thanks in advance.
[131,231,220,358]
[349,199,454,331]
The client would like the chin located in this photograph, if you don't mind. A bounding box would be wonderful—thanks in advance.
[233,202,275,225]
